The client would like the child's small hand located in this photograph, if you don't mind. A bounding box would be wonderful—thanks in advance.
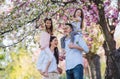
[39,21,45,30]
[59,56,63,61]
[59,55,65,61]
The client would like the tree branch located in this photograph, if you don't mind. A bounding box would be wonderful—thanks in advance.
[1,2,49,35]
[0,29,36,48]
[89,0,103,6]
[0,27,13,35]
[4,2,27,19]
[51,0,77,6]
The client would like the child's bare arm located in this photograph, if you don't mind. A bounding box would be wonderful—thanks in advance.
[70,17,80,22]
[39,20,45,30]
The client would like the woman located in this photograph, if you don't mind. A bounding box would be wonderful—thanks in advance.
[37,18,54,75]
[37,36,60,79]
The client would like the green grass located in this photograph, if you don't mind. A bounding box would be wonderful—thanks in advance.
[60,73,66,79]
[0,70,5,79]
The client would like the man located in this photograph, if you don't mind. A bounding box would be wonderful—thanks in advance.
[61,23,89,79]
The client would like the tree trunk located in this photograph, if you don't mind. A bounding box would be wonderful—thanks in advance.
[98,4,120,79]
[88,58,95,79]
[93,55,101,79]
[89,0,120,78]
[103,41,120,79]
[87,53,101,79]
[98,7,116,52]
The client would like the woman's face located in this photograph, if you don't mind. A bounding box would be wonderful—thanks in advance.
[75,10,81,17]
[45,20,52,29]
[50,38,58,48]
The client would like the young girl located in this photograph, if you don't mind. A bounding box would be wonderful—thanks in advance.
[61,8,84,52]
[39,18,53,50]
[37,36,60,79]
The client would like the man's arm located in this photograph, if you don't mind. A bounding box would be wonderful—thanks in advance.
[68,43,83,51]
[77,35,89,53]
[69,35,89,53]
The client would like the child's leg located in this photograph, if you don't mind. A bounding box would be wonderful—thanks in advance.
[70,31,78,43]
[60,36,66,49]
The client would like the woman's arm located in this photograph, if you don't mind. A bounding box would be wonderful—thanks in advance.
[44,61,51,74]
[41,53,52,77]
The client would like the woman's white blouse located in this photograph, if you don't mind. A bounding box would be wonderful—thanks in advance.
[36,48,58,72]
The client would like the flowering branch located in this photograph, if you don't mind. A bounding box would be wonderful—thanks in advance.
[51,0,77,6]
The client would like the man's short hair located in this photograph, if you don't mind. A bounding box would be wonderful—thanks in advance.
[65,23,74,31]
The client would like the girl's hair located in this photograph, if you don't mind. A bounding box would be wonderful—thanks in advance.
[44,18,53,35]
[49,36,59,64]
[73,8,84,29]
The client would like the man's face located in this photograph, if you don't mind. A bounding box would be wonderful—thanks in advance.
[63,25,72,35]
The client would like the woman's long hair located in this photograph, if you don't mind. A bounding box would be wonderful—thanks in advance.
[73,8,84,29]
[44,18,53,35]
[49,36,59,64]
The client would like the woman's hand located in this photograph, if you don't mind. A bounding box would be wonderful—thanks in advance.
[57,67,63,74]
[43,72,49,77]
[39,70,48,77]
[40,72,48,77]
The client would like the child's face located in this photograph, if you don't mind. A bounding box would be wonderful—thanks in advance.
[45,20,52,29]
[75,10,81,17]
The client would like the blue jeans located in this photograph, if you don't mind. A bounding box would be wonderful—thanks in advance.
[66,64,83,79]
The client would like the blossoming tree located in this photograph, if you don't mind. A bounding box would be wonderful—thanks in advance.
[0,0,120,79]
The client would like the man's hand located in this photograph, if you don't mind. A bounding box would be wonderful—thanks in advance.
[69,43,83,51]
[68,43,77,49]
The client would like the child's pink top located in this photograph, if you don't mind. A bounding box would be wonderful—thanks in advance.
[39,31,50,49]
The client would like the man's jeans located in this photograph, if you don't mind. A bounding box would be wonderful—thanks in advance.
[66,64,83,79]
